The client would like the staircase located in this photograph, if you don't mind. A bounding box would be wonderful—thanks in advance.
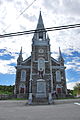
[32,97,49,105]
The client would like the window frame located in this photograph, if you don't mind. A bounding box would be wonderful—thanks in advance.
[38,58,45,72]
[21,70,26,81]
[56,70,61,82]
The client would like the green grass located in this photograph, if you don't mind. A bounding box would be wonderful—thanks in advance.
[9,98,27,100]
[0,91,13,95]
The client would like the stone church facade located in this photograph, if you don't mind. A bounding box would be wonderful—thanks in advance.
[14,12,67,103]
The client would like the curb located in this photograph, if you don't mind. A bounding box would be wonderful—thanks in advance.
[54,99,80,104]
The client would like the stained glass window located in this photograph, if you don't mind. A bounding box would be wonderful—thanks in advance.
[56,70,61,82]
[21,70,26,81]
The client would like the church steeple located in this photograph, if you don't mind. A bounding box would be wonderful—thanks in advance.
[59,47,62,58]
[36,11,45,30]
[17,47,23,65]
[19,47,22,57]
[58,47,64,65]
[32,11,47,43]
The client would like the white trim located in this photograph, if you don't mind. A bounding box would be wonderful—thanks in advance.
[21,70,26,81]
[22,56,31,64]
[51,57,60,64]
[37,79,45,82]
[16,65,31,69]
[33,41,49,45]
[52,66,66,69]
[38,58,45,72]
[56,70,61,82]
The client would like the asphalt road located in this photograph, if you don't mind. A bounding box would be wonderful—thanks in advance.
[0,101,80,120]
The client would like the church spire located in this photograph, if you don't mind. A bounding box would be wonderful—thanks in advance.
[36,11,45,30]
[58,47,64,65]
[19,47,22,57]
[32,11,47,44]
[17,47,23,65]
[59,47,62,58]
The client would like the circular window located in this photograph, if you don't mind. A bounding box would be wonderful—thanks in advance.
[39,49,44,53]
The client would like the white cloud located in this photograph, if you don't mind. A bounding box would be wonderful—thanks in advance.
[67,81,80,90]
[0,0,80,78]
[65,57,80,72]
[43,0,80,16]
[0,59,16,74]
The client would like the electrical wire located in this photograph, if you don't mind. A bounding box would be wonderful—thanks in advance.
[2,0,37,33]
[17,0,36,18]
[0,23,80,38]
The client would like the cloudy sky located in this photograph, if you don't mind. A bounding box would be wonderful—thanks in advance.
[0,0,80,89]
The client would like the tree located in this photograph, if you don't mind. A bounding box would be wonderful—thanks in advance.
[73,83,80,97]
[0,85,14,95]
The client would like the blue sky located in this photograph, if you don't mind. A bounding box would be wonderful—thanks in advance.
[0,0,80,89]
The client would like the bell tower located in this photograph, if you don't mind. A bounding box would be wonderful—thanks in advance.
[15,11,67,103]
[28,11,53,104]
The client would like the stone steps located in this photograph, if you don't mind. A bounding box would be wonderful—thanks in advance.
[32,98,49,105]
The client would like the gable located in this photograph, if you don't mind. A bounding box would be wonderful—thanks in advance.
[51,57,60,66]
[21,56,31,66]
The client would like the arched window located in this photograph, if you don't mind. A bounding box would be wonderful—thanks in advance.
[39,31,43,39]
[56,70,61,82]
[38,58,45,71]
[21,70,26,81]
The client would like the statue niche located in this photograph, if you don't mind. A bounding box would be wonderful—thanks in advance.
[38,58,45,78]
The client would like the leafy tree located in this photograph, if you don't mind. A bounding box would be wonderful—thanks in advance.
[73,83,80,96]
[0,85,14,95]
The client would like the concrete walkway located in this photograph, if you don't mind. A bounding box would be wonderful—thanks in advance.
[0,98,80,106]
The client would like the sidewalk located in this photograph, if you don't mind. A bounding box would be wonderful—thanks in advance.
[54,98,80,104]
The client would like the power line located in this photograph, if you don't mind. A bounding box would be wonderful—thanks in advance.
[17,0,36,18]
[0,23,80,38]
[2,0,37,33]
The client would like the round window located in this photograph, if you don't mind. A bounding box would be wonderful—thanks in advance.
[39,49,44,53]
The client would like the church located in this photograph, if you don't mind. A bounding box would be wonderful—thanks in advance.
[14,11,67,104]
